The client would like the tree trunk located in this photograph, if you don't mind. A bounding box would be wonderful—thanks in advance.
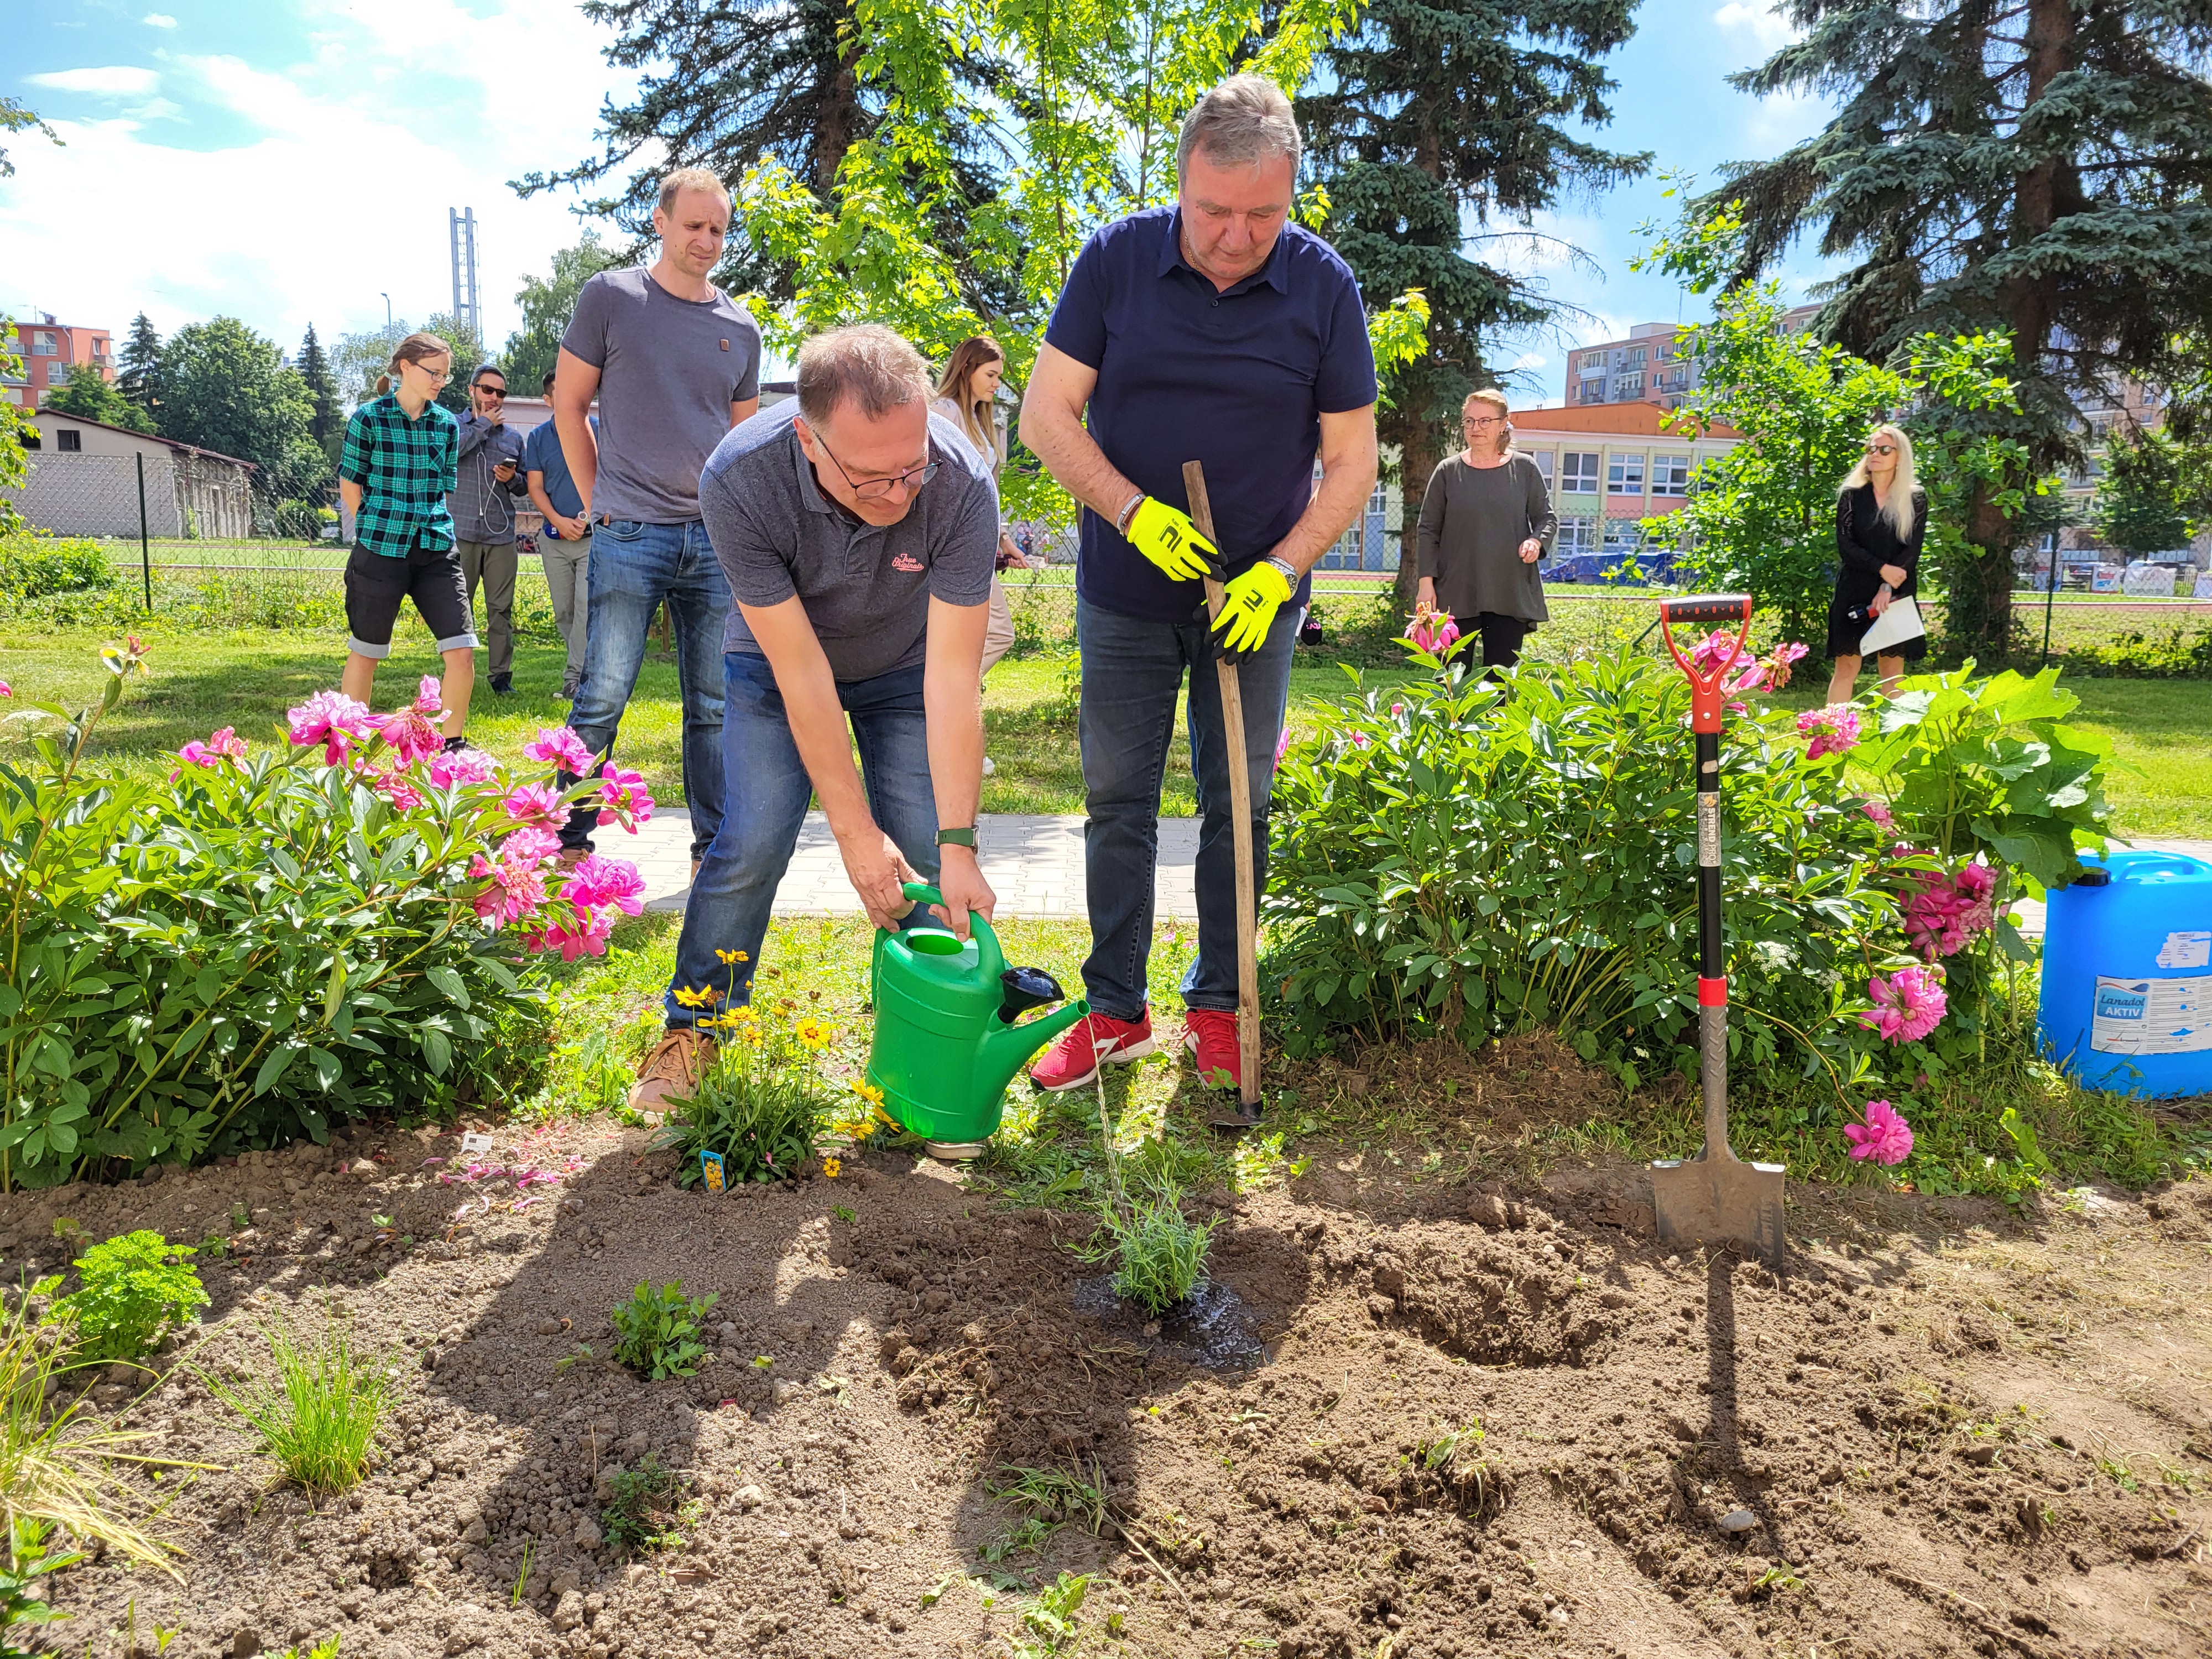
[812,43,863,193]
[1394,417,1441,613]
[1949,477,2026,666]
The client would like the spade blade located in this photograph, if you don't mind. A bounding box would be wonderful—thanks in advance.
[1650,1152,1786,1264]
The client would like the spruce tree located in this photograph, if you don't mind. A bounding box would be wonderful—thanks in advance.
[296,323,341,458]
[1301,0,1648,603]
[1718,0,2212,662]
[118,311,163,415]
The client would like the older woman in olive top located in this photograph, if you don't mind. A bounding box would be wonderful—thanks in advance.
[1415,388,1558,673]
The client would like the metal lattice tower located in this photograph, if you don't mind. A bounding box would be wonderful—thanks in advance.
[449,207,481,342]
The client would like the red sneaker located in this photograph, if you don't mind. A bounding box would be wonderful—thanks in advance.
[1183,1008,1243,1091]
[1030,1009,1156,1092]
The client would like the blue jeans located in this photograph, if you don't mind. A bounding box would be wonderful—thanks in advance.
[559,519,728,859]
[664,653,941,1027]
[1076,596,1298,1022]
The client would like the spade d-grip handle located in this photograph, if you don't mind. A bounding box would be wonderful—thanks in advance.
[1659,592,1752,736]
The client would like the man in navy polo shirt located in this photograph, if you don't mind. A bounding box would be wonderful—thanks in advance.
[1020,74,1379,1096]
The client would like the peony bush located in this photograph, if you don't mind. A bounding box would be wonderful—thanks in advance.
[0,643,649,1187]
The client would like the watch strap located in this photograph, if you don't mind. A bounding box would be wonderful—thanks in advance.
[935,826,978,849]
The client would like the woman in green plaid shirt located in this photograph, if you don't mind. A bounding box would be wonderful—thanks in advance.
[336,332,478,740]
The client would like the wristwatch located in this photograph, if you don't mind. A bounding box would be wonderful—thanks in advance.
[1260,555,1300,583]
[936,827,978,849]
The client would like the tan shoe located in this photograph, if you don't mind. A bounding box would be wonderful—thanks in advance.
[629,1028,717,1115]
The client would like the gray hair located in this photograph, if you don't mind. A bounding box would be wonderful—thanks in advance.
[796,324,932,425]
[1176,75,1302,181]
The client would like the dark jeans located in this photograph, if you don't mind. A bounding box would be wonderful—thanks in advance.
[559,519,728,859]
[664,653,940,1028]
[1076,596,1298,1022]
[1451,611,1531,675]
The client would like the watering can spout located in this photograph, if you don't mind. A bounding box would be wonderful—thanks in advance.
[979,999,1091,1098]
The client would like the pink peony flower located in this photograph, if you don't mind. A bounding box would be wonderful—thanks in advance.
[1275,727,1292,765]
[1901,859,1997,959]
[287,690,377,765]
[524,726,596,774]
[502,827,563,865]
[469,852,549,928]
[1845,1099,1914,1166]
[500,782,569,833]
[369,769,424,811]
[1797,703,1862,760]
[1860,965,1947,1044]
[1860,798,1895,831]
[178,727,248,770]
[561,854,646,919]
[595,763,656,828]
[425,746,500,789]
[535,910,614,962]
[1408,610,1460,656]
[371,682,446,766]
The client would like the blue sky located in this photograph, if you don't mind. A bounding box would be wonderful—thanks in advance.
[2,0,1834,397]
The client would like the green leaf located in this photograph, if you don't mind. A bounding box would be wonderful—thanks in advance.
[422,1029,453,1077]
[253,1047,297,1097]
[425,964,470,1009]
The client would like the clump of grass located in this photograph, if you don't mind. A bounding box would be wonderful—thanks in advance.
[0,1299,175,1574]
[600,1454,701,1554]
[200,1319,393,1493]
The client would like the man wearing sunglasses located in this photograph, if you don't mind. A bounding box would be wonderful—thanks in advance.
[629,324,1000,1113]
[450,364,529,695]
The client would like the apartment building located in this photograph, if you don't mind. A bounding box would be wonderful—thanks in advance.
[2,314,115,406]
[1567,305,1821,412]
[1508,403,1743,560]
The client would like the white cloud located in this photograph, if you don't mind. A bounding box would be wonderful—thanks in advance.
[143,12,178,26]
[1713,2,1799,53]
[0,1,636,351]
[25,66,163,97]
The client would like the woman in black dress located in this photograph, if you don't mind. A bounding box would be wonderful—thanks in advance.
[1826,422,1927,702]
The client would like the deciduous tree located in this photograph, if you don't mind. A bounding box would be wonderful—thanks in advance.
[501,233,623,390]
[46,364,155,435]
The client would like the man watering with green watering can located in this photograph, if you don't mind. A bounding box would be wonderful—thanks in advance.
[630,325,1003,1113]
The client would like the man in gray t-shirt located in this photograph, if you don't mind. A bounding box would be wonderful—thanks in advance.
[550,166,763,865]
[630,324,1000,1116]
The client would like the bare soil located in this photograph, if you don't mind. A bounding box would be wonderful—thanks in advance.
[12,1057,2212,1659]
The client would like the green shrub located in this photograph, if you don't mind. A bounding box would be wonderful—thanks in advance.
[201,1319,393,1493]
[599,1454,703,1553]
[609,1281,717,1380]
[0,534,115,601]
[652,1005,833,1185]
[2057,622,2212,679]
[0,644,642,1186]
[55,1231,207,1363]
[1087,1181,1214,1314]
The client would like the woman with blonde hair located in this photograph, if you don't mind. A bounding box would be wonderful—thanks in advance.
[931,335,1035,774]
[1413,387,1556,675]
[335,331,477,745]
[1825,421,1927,700]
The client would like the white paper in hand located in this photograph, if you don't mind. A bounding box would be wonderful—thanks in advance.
[1860,596,1924,655]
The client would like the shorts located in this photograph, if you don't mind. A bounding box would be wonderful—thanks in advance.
[345,538,478,659]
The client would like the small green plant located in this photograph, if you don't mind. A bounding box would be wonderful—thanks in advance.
[1011,1571,1092,1656]
[651,1000,835,1185]
[55,1232,207,1364]
[979,1515,1057,1563]
[609,1282,717,1380]
[1419,1421,1498,1514]
[990,1463,1109,1536]
[199,1319,393,1493]
[275,1640,340,1659]
[1087,1181,1214,1315]
[0,1517,84,1653]
[511,1538,536,1607]
[831,1204,857,1224]
[599,1454,702,1554]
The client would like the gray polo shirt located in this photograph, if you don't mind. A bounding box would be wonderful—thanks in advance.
[700,402,998,682]
[559,268,763,525]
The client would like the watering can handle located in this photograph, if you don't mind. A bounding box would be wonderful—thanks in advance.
[896,881,1007,975]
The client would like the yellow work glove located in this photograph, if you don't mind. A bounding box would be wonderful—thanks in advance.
[1124,497,1222,583]
[1211,560,1293,663]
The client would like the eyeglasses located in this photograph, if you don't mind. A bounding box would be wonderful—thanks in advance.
[810,429,938,501]
[404,363,452,385]
[1865,442,1896,455]
[1463,415,1504,427]
[475,385,508,400]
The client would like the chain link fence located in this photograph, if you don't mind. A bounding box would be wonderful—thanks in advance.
[2,449,260,539]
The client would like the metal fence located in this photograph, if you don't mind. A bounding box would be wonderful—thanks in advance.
[2,450,257,540]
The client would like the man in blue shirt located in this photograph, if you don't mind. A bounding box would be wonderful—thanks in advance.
[523,369,596,700]
[1020,74,1379,1098]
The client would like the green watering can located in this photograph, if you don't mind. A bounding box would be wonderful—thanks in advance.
[864,882,1091,1148]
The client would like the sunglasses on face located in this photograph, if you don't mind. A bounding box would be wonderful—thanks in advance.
[476,385,508,400]
[1866,442,1896,455]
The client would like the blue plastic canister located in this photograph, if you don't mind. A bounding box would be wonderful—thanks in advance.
[2037,851,2212,1099]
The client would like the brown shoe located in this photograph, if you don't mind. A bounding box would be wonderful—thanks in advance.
[630,1028,716,1115]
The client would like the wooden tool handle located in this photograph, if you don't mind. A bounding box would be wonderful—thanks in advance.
[1182,460,1262,1110]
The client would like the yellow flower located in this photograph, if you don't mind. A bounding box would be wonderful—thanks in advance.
[821,1156,842,1179]
[673,984,717,1009]
[716,949,750,965]
[792,1018,830,1050]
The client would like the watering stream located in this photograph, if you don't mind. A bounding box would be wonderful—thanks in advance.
[1070,1274,1270,1371]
